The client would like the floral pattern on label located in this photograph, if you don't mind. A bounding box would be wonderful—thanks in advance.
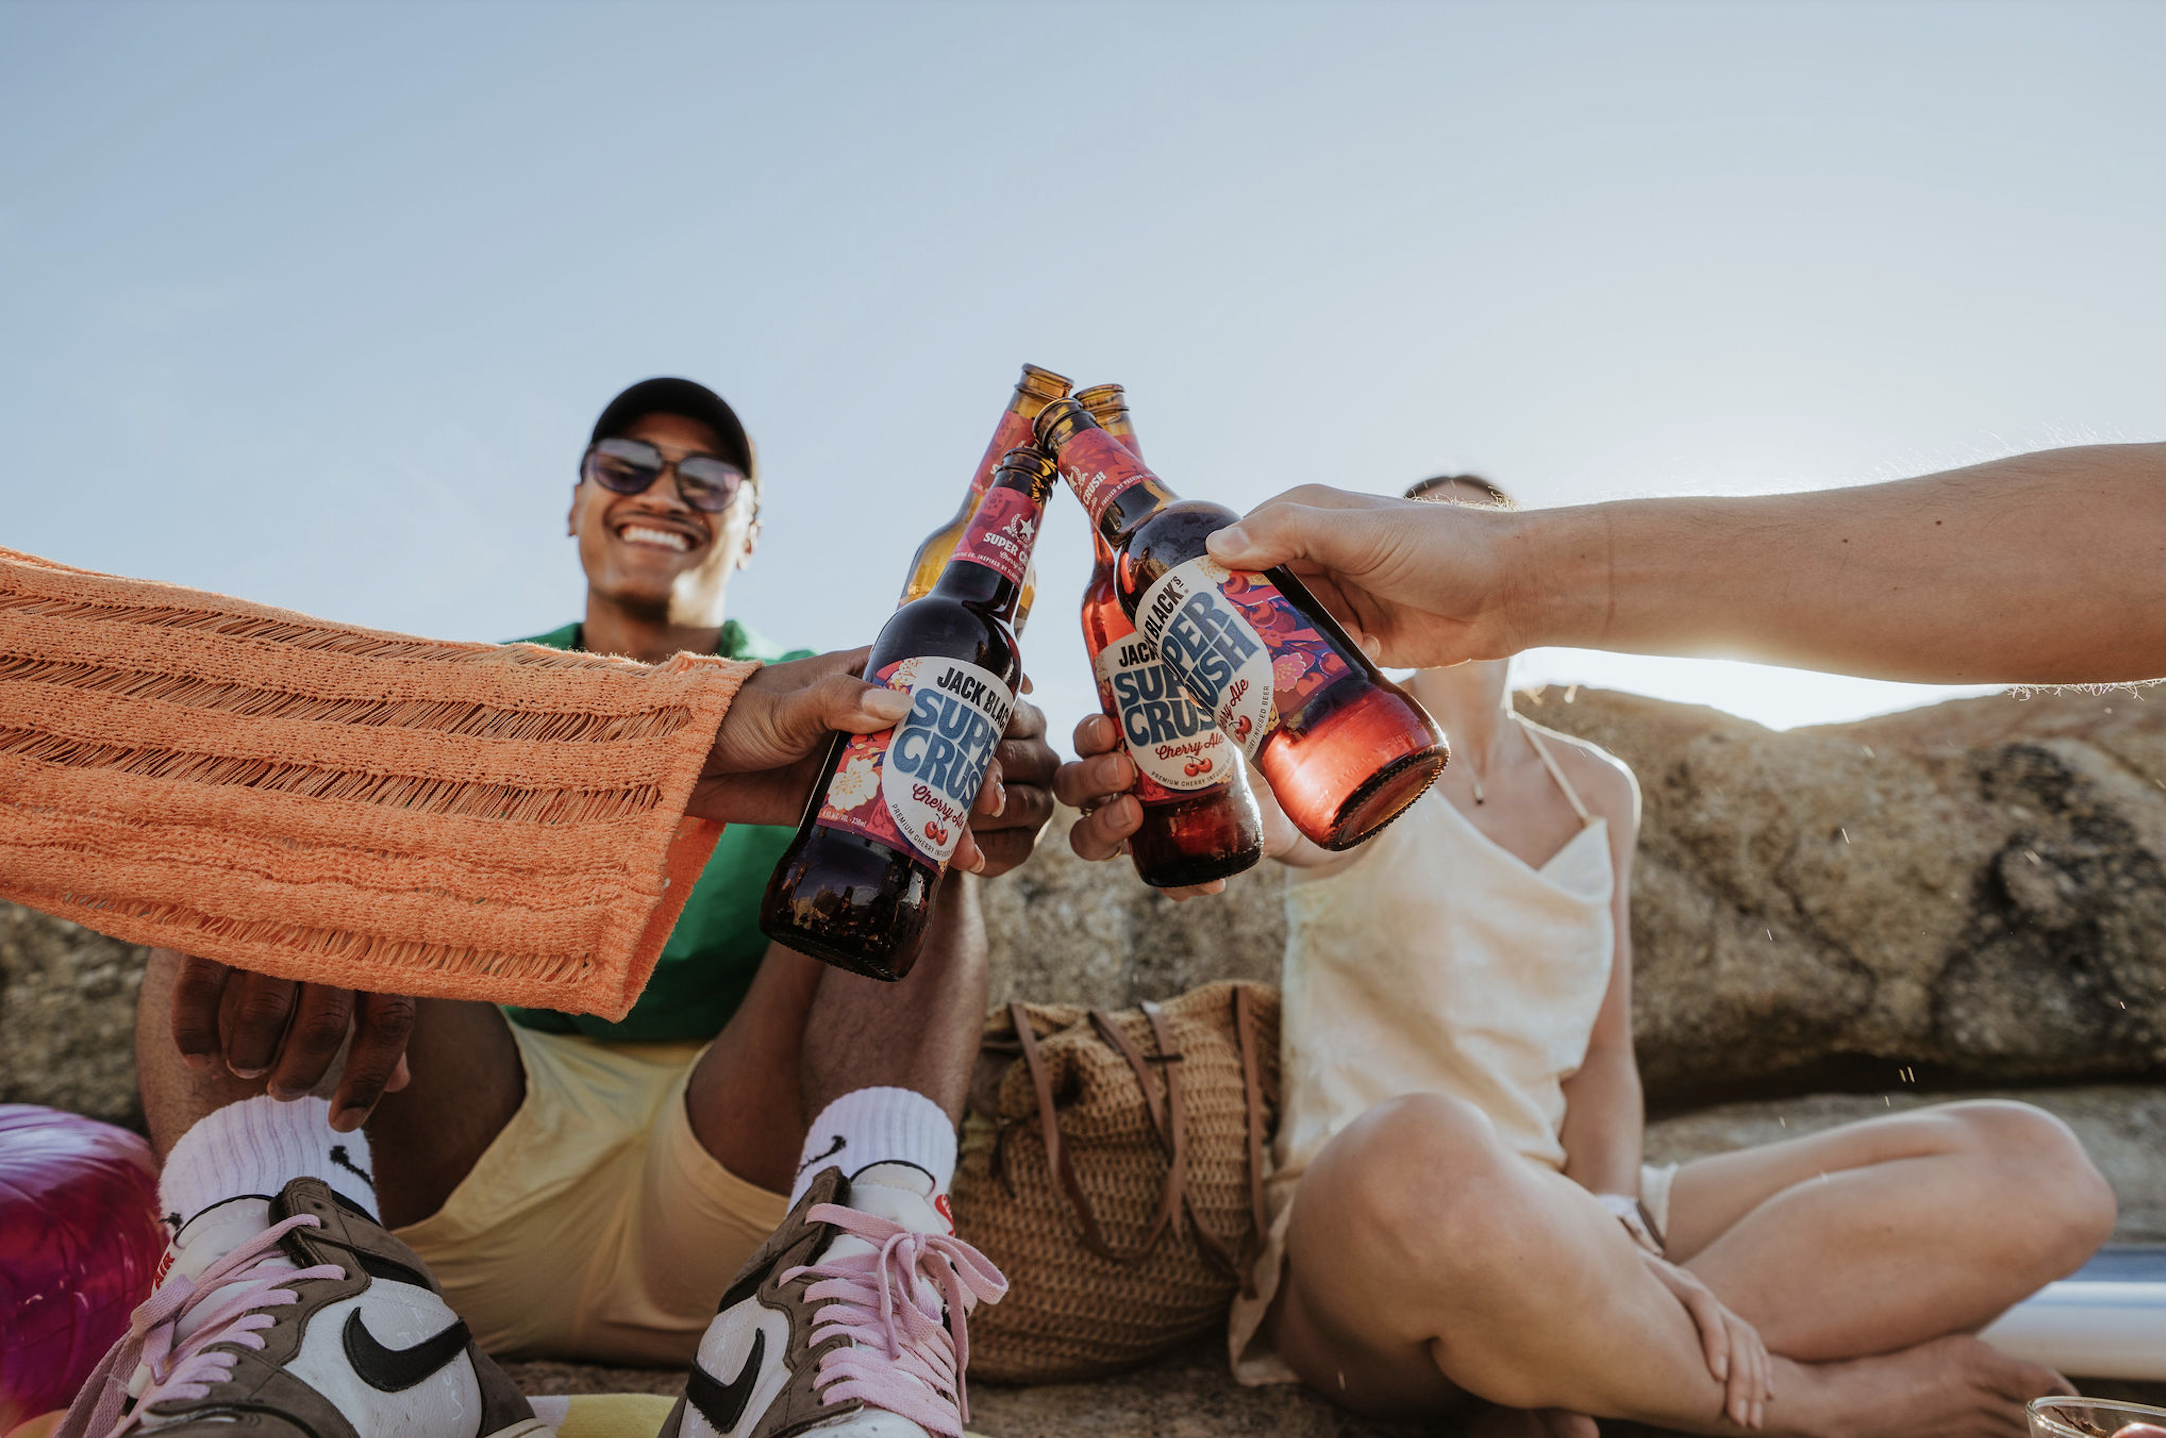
[951,485,1041,586]
[814,655,1013,869]
[1136,556,1352,761]
[1095,632,1235,798]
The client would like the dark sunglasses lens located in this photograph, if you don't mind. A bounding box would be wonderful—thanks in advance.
[675,457,747,513]
[587,439,664,494]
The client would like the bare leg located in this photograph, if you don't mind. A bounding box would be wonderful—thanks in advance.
[799,871,987,1123]
[683,873,989,1194]
[364,999,525,1229]
[1663,1101,2116,1360]
[138,947,299,1159]
[1271,1093,2069,1438]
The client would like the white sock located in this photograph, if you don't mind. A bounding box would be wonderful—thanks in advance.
[159,1094,379,1230]
[791,1086,957,1207]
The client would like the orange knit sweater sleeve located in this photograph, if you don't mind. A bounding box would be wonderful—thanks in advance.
[0,546,759,1020]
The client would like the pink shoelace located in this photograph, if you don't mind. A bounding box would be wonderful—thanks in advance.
[782,1203,1010,1438]
[56,1215,346,1438]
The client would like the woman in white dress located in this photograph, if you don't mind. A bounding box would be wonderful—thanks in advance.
[1056,476,2115,1438]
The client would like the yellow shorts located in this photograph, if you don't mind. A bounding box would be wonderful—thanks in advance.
[393,1025,789,1366]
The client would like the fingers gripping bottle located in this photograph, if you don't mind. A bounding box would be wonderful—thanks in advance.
[1075,384,1263,886]
[763,448,1053,979]
[1037,399,1448,851]
[898,363,1072,631]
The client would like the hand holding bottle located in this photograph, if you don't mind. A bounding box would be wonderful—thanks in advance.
[1203,484,1522,671]
[1055,711,1311,900]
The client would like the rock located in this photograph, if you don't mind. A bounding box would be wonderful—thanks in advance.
[1522,685,2166,1097]
[986,686,2166,1101]
[0,903,146,1129]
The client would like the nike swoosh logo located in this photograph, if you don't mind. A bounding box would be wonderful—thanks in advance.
[795,1134,845,1178]
[343,1310,471,1392]
[686,1328,765,1434]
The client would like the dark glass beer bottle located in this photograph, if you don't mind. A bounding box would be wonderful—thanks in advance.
[898,363,1072,628]
[1038,399,1448,851]
[763,448,1053,979]
[1075,384,1262,886]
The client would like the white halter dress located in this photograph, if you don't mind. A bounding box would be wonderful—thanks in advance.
[1228,720,1626,1384]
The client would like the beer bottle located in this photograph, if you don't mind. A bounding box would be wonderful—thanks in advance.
[763,448,1053,979]
[1075,384,1263,886]
[1038,399,1448,851]
[898,363,1073,629]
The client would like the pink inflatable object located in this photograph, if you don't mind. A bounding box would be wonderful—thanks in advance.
[0,1106,164,1429]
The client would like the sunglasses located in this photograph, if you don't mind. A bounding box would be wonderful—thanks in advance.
[581,437,750,514]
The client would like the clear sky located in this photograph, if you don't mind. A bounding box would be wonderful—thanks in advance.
[4,0,2161,746]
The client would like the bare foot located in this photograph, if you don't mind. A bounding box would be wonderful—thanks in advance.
[1768,1335,2072,1438]
[1467,1407,1601,1438]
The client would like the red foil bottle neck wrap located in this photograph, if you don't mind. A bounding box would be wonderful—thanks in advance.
[1056,426,1156,533]
[950,484,1043,587]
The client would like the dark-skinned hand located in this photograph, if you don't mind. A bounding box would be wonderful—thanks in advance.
[168,953,414,1133]
[969,695,1057,878]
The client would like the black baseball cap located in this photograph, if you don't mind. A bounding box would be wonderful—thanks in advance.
[590,377,757,482]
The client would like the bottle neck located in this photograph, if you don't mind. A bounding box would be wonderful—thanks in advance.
[969,382,1068,502]
[1050,423,1178,545]
[933,472,1049,623]
[966,404,1039,502]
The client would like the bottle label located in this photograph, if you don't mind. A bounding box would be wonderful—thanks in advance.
[814,656,1013,869]
[1095,634,1235,797]
[951,485,1040,586]
[1135,556,1352,761]
[1056,427,1152,530]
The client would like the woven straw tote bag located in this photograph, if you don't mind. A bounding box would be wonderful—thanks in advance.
[952,979,1279,1382]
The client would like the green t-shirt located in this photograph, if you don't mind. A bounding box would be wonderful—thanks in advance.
[502,619,813,1044]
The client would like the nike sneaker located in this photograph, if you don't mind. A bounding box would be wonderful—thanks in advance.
[661,1163,1009,1438]
[57,1176,546,1438]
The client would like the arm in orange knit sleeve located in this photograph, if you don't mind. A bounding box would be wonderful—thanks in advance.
[0,547,902,1021]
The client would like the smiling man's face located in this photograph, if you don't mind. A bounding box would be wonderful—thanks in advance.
[568,410,760,627]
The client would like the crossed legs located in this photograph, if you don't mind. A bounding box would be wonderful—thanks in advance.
[1271,1093,2113,1437]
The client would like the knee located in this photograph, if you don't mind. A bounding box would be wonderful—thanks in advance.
[1943,1101,2116,1274]
[1305,1093,1519,1265]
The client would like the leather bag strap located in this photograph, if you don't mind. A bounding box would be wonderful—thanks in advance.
[1233,982,1272,1294]
[1014,1002,1180,1264]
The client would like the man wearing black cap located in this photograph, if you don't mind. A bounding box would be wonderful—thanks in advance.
[125,378,1055,1438]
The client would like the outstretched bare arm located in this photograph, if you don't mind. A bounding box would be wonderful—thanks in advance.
[1207,442,2166,685]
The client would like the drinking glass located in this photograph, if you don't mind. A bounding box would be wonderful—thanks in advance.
[2029,1397,2166,1437]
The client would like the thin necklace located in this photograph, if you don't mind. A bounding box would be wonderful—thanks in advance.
[1464,712,1524,806]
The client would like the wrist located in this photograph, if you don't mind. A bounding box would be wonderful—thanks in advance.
[1495,505,1611,655]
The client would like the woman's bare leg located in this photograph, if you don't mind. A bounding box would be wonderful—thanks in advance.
[1663,1100,2115,1359]
[1272,1093,2072,1438]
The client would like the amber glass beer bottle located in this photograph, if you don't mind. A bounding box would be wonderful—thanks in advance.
[1075,384,1262,886]
[898,363,1072,628]
[1039,399,1447,851]
[763,448,1052,979]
